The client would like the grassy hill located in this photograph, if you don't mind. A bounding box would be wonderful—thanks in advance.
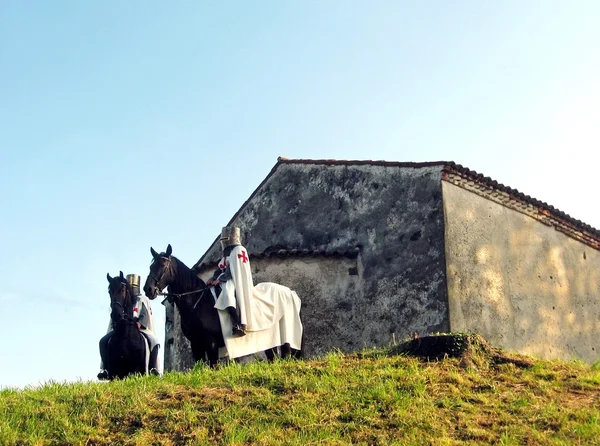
[1,334,599,445]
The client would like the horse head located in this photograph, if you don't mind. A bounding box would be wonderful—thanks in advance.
[144,244,176,300]
[107,270,134,324]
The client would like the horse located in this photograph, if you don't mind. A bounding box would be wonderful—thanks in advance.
[143,244,301,368]
[103,271,149,380]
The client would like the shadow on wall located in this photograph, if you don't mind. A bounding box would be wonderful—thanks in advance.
[446,191,600,363]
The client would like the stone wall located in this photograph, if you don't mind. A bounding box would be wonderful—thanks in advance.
[203,163,450,338]
[209,164,450,339]
[165,163,451,371]
[443,181,600,363]
[163,300,193,372]
[164,254,362,370]
[164,161,600,370]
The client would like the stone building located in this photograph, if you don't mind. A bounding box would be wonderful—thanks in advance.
[164,158,600,371]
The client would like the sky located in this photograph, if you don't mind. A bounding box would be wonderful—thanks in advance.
[1,1,599,389]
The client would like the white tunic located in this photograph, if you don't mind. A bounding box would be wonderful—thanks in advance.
[133,294,156,335]
[213,245,303,358]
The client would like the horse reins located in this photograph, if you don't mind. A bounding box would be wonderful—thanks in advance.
[152,256,209,308]
[159,288,207,308]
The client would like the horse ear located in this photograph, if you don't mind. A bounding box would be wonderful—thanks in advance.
[120,271,124,279]
[107,273,112,282]
[151,247,159,259]
[166,244,172,257]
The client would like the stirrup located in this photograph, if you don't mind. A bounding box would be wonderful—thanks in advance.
[232,323,246,337]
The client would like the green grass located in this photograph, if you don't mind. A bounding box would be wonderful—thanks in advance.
[1,343,599,445]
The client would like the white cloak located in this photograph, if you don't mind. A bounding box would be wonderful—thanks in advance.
[213,245,303,359]
[133,294,156,335]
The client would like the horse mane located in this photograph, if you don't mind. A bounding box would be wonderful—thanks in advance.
[167,255,206,294]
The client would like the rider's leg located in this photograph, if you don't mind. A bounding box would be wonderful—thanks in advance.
[149,345,160,375]
[140,330,161,375]
[226,306,246,337]
[98,332,113,380]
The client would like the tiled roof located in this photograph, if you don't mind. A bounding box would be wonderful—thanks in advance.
[258,247,360,258]
[443,162,600,247]
[196,247,360,271]
[276,157,448,168]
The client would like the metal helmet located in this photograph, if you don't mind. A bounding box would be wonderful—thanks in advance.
[126,274,141,294]
[220,226,242,251]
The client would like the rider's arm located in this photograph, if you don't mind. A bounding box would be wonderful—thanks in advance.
[207,267,224,286]
[208,267,223,282]
[208,260,233,284]
[136,299,151,330]
[217,266,232,282]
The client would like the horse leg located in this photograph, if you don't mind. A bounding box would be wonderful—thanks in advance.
[290,327,305,359]
[207,347,219,368]
[280,343,291,359]
[191,342,208,366]
[290,329,305,359]
[264,347,277,362]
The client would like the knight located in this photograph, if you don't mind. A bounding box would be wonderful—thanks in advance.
[126,273,161,374]
[98,273,161,380]
[206,226,255,337]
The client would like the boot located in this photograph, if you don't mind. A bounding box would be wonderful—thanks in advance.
[149,345,160,376]
[98,333,112,380]
[226,306,246,337]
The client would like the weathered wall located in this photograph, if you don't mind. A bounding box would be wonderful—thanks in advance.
[214,255,363,356]
[164,254,362,370]
[197,164,450,351]
[163,300,193,372]
[165,163,452,370]
[443,181,600,363]
[243,255,363,357]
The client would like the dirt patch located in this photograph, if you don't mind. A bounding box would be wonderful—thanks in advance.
[390,333,535,369]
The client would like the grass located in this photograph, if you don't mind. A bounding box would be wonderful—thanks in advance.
[1,336,599,445]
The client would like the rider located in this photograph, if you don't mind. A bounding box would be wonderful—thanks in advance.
[98,273,161,380]
[206,226,255,337]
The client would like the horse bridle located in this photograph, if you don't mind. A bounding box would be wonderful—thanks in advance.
[150,255,206,307]
[149,256,173,294]
[110,281,131,321]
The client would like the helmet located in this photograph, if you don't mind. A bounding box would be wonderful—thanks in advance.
[126,274,141,294]
[220,226,242,251]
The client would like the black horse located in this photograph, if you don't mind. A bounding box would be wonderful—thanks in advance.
[103,271,148,380]
[143,244,300,367]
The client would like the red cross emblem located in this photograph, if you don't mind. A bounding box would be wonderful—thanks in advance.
[238,250,248,263]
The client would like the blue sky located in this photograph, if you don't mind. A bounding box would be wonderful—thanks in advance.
[1,2,599,389]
